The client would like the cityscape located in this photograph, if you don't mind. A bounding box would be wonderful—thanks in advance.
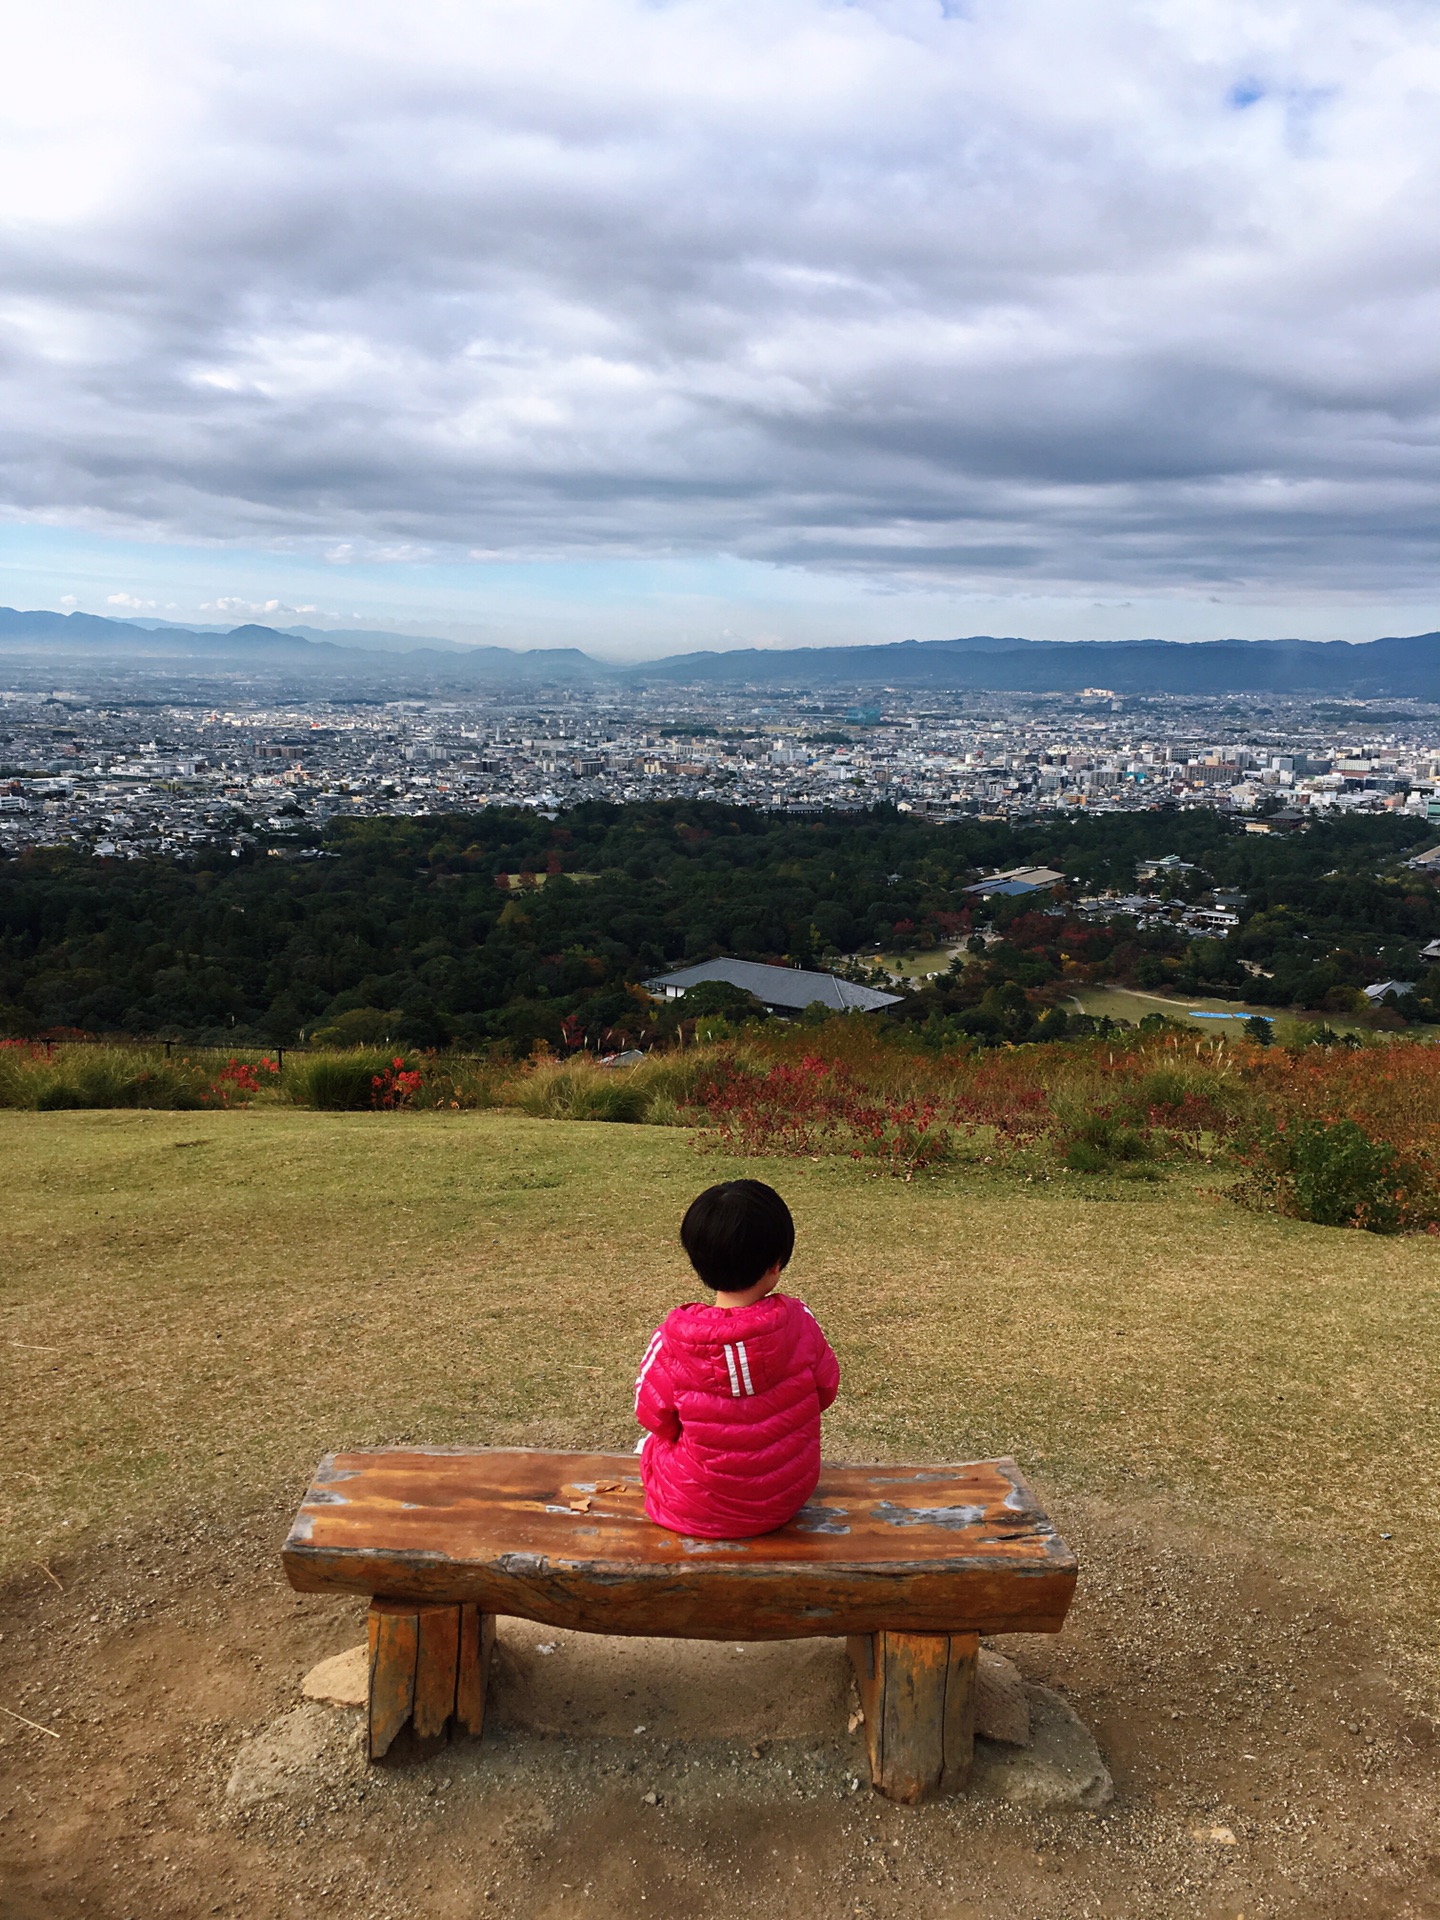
[4,676,1438,865]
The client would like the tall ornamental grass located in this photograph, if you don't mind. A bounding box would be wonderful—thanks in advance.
[0,1041,277,1111]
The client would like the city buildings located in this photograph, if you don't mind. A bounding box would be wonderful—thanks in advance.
[2,679,1439,861]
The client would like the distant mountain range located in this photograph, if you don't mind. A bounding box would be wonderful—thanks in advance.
[0,607,603,683]
[629,631,1440,697]
[4,606,1440,699]
[119,617,481,655]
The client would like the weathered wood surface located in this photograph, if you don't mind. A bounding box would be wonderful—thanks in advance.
[366,1598,494,1758]
[413,1604,461,1740]
[285,1449,1076,1639]
[367,1599,418,1761]
[455,1605,494,1738]
[848,1629,978,1803]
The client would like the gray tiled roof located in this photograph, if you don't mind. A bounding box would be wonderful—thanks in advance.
[960,865,1066,896]
[643,956,902,1013]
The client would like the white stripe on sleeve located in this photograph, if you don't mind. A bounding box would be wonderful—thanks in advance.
[634,1330,665,1408]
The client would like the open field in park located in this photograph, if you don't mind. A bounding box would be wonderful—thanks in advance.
[874,945,958,981]
[3,1109,1439,1918]
[1066,983,1364,1036]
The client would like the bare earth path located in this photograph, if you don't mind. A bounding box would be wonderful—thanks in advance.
[2,1110,1438,1917]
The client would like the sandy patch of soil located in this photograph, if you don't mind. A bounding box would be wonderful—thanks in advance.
[1,1493,1438,1919]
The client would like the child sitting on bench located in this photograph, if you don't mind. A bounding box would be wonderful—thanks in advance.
[633,1178,841,1538]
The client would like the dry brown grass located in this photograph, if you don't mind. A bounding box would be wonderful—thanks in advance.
[2,1109,1437,1696]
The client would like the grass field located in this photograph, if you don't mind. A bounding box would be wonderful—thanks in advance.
[1067,982,1368,1034]
[873,945,957,980]
[3,1107,1437,1696]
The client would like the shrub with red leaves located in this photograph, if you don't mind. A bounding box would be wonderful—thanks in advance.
[372,1057,425,1110]
[202,1056,279,1108]
[695,1053,954,1177]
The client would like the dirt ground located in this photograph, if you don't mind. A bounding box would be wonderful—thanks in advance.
[3,1488,1437,1920]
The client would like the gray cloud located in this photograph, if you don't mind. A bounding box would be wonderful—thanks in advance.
[2,0,1440,597]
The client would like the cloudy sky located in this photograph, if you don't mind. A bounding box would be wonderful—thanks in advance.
[2,0,1439,655]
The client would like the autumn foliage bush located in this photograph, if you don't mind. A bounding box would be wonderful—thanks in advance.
[201,1056,280,1107]
[371,1057,426,1110]
[673,1021,1440,1227]
[693,1052,954,1177]
[1232,1119,1419,1234]
[1227,1043,1440,1232]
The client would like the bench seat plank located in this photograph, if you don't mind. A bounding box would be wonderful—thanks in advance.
[283,1448,1076,1640]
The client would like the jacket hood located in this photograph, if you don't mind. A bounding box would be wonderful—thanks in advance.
[661,1292,802,1400]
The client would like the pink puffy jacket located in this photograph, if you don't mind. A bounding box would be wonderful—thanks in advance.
[634,1292,841,1539]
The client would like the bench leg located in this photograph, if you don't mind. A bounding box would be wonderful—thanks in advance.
[847,1630,978,1804]
[456,1603,495,1737]
[367,1599,495,1761]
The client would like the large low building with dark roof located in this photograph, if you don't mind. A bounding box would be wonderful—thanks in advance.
[960,865,1067,899]
[643,957,903,1015]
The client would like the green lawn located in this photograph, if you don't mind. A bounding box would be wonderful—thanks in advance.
[839,944,957,980]
[873,945,958,979]
[2,1109,1437,1694]
[1068,981,1362,1034]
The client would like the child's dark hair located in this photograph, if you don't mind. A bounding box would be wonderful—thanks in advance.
[681,1180,794,1295]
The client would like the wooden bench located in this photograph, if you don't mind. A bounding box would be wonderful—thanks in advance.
[282,1446,1077,1804]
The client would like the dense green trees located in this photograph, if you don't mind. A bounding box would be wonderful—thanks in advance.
[0,801,1432,1047]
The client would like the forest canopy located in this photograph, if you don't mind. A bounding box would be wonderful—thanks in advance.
[0,802,1434,1049]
